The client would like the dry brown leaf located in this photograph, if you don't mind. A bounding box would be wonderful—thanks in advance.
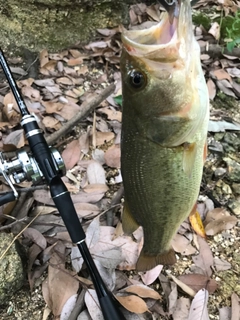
[123,284,161,300]
[231,293,240,320]
[67,57,84,66]
[140,265,163,286]
[43,244,79,317]
[74,202,100,218]
[210,69,232,83]
[207,78,216,100]
[205,216,238,236]
[171,275,196,297]
[116,295,149,314]
[42,116,61,131]
[3,129,25,149]
[62,139,81,170]
[43,100,81,120]
[98,107,122,122]
[208,22,220,40]
[21,86,41,102]
[192,236,213,277]
[178,274,218,294]
[56,77,74,85]
[172,233,197,255]
[23,227,47,250]
[96,131,115,146]
[83,183,108,194]
[213,257,231,271]
[104,145,121,168]
[189,210,206,238]
[40,49,49,68]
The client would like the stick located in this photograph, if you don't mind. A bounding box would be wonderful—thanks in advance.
[46,83,115,146]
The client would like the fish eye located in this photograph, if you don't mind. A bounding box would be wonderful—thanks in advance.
[129,70,146,89]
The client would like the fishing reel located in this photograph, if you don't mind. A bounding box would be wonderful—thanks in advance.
[0,148,65,202]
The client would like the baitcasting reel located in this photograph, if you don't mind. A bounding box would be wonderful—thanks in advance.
[0,148,65,202]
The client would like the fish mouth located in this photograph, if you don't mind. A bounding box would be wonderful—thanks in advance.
[121,0,193,60]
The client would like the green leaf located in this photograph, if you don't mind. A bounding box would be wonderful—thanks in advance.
[113,95,122,106]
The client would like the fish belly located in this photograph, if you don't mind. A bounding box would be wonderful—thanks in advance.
[121,132,204,269]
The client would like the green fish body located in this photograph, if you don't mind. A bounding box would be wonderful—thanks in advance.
[120,0,209,271]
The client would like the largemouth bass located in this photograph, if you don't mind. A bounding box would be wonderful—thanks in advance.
[120,0,209,271]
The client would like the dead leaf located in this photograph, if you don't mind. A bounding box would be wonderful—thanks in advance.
[171,275,196,297]
[205,216,237,236]
[40,49,49,68]
[116,295,149,314]
[98,107,122,122]
[172,297,190,320]
[213,257,231,272]
[43,100,81,120]
[210,69,232,83]
[3,129,25,149]
[189,210,206,238]
[208,22,220,40]
[21,86,41,102]
[84,289,103,320]
[83,183,108,194]
[192,236,213,277]
[86,216,100,248]
[104,145,121,168]
[187,288,210,320]
[42,116,61,131]
[231,293,240,320]
[62,139,81,170]
[74,203,100,219]
[23,227,47,250]
[178,274,218,294]
[95,131,115,146]
[60,294,77,320]
[140,265,163,286]
[172,234,197,255]
[42,244,79,317]
[123,284,161,300]
[56,77,74,85]
[207,79,216,100]
[86,161,106,184]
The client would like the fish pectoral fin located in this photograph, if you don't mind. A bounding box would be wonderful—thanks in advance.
[122,201,139,235]
[136,248,176,271]
[183,142,198,177]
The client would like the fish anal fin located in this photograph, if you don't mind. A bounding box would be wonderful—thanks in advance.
[183,142,197,177]
[136,248,176,272]
[122,201,139,235]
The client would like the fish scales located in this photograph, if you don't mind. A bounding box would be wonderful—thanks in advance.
[120,0,209,271]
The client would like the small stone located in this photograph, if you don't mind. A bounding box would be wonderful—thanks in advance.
[222,183,232,194]
[232,183,240,195]
[223,157,240,182]
[214,167,227,178]
[228,199,240,216]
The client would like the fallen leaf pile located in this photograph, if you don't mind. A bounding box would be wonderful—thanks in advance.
[0,1,239,320]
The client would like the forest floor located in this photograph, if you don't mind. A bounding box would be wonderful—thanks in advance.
[0,1,240,320]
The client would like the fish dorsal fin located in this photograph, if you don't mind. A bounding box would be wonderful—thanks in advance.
[122,200,139,235]
[183,142,197,177]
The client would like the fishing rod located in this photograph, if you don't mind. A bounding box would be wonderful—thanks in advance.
[0,49,126,320]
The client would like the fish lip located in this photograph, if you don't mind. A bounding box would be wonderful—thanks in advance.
[121,0,193,58]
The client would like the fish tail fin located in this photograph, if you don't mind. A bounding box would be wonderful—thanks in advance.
[136,248,176,272]
[122,200,139,235]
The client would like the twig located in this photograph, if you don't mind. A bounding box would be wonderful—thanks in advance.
[0,216,28,231]
[201,44,240,58]
[0,184,48,195]
[68,288,87,320]
[0,209,42,261]
[46,83,115,146]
